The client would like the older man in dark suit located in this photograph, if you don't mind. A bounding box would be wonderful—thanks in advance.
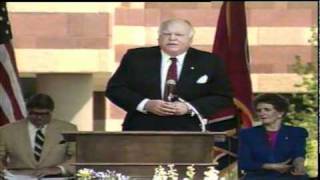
[105,18,233,131]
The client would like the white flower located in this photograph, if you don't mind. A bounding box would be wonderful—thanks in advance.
[76,168,94,179]
[203,166,220,180]
[167,164,179,180]
[153,165,168,180]
[185,164,196,179]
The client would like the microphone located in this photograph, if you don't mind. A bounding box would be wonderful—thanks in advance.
[166,79,177,102]
[166,79,207,131]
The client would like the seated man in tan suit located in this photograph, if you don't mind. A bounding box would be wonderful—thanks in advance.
[0,93,77,178]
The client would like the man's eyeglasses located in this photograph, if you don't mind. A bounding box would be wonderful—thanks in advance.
[29,111,51,116]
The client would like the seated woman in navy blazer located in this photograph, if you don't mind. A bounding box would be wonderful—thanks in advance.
[238,94,309,180]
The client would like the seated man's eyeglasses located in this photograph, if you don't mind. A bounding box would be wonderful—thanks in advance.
[29,111,51,116]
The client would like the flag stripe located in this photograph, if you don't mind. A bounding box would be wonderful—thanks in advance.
[0,44,26,125]
[0,2,26,126]
[0,86,13,123]
[3,43,26,119]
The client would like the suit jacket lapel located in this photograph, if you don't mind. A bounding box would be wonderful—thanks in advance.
[274,125,288,155]
[38,122,59,164]
[258,126,271,151]
[150,47,162,99]
[177,48,195,92]
[17,121,37,166]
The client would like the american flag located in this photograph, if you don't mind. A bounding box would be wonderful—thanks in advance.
[0,2,26,126]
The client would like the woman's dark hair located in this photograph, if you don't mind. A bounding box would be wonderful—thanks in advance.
[26,93,54,111]
[253,94,289,114]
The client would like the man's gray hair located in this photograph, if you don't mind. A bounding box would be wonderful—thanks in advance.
[158,18,195,38]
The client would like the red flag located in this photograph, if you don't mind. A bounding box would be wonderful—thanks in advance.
[210,2,254,128]
[0,2,26,126]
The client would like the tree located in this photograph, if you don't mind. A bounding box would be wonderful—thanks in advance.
[285,26,318,177]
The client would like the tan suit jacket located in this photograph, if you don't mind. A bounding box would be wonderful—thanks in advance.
[0,119,77,175]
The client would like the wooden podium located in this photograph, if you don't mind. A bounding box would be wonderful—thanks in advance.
[63,131,227,179]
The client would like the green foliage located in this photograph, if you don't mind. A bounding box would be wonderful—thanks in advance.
[285,26,318,177]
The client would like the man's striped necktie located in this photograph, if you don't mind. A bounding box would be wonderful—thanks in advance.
[34,129,45,161]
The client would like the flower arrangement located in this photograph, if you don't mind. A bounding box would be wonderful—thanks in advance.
[76,168,130,180]
[76,164,223,180]
[152,164,223,180]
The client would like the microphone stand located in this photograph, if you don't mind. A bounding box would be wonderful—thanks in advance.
[176,97,207,132]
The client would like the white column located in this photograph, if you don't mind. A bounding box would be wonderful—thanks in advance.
[37,73,93,131]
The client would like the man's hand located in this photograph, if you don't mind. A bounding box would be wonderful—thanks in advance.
[31,167,61,177]
[172,102,189,115]
[144,100,176,116]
